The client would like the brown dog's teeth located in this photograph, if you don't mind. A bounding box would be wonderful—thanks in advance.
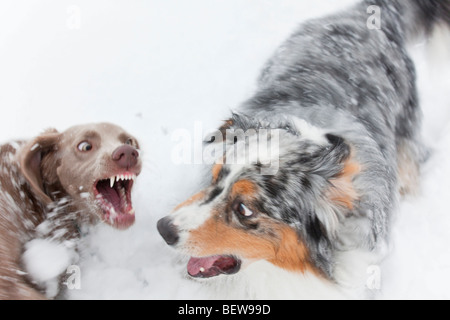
[106,174,136,189]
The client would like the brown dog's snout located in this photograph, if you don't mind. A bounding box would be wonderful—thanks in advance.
[157,217,179,246]
[112,145,139,170]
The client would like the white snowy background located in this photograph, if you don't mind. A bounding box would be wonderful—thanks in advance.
[0,0,449,300]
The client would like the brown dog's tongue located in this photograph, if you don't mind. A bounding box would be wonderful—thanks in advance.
[96,180,121,209]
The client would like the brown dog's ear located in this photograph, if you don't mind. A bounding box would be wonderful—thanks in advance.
[19,129,61,205]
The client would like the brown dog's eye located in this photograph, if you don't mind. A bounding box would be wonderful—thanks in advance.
[78,141,93,152]
[126,138,135,147]
[234,203,254,218]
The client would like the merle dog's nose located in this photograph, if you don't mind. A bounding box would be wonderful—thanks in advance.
[112,145,139,170]
[157,217,179,246]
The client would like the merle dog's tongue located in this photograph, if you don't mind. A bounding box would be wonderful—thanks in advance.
[188,256,219,277]
[187,256,241,278]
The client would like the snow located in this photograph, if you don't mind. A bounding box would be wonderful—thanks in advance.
[0,0,449,300]
[22,239,78,298]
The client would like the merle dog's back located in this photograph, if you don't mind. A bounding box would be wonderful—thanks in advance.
[239,0,450,249]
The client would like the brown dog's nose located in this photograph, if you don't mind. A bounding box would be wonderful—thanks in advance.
[112,145,139,170]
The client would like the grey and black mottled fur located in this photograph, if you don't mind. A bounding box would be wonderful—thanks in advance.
[214,0,450,279]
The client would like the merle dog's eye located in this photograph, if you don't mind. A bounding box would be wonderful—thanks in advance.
[235,203,254,217]
[78,141,93,152]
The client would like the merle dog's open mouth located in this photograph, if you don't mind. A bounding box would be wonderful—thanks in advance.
[187,256,241,278]
[94,173,137,229]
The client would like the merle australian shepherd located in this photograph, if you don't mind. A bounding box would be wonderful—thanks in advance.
[158,0,450,299]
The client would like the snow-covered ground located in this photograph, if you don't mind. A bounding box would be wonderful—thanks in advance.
[1,0,449,300]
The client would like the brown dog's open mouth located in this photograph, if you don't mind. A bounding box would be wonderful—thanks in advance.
[187,256,241,278]
[94,173,137,229]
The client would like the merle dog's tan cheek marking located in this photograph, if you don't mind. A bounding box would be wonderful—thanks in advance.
[186,214,318,275]
[268,226,319,275]
[187,215,277,260]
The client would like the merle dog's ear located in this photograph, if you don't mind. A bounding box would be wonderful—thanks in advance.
[218,118,234,139]
[324,134,361,211]
[293,133,351,172]
[205,113,253,144]
[19,129,61,205]
[203,118,234,145]
[325,134,351,163]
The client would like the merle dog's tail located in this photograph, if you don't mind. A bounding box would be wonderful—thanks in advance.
[368,0,450,42]
[392,0,450,41]
[404,0,450,37]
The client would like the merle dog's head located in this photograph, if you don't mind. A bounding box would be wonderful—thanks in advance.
[158,113,360,279]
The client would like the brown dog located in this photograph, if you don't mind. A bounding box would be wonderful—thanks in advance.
[0,123,142,299]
